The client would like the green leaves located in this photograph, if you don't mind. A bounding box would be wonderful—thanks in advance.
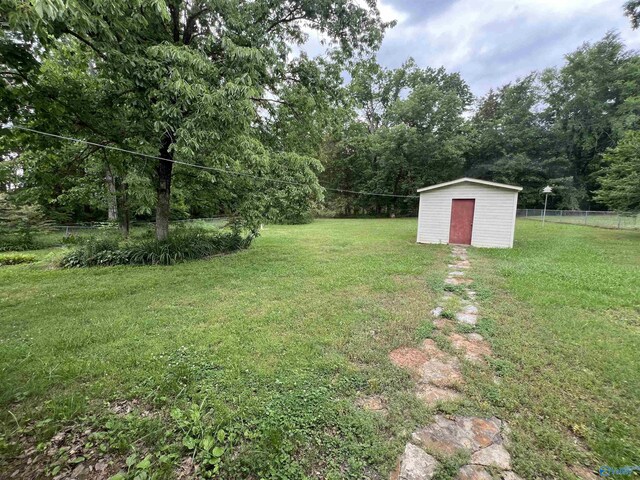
[170,404,231,477]
[595,130,640,211]
[4,0,385,235]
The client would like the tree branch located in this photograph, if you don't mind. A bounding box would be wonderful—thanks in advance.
[62,29,107,60]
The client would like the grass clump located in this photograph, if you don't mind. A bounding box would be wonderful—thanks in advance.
[60,227,255,267]
[0,253,37,266]
[415,321,435,340]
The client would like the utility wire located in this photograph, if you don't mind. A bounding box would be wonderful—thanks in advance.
[10,125,419,199]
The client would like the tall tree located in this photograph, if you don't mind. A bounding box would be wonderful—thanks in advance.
[595,130,640,211]
[322,59,472,216]
[625,0,640,28]
[542,33,635,208]
[2,0,387,238]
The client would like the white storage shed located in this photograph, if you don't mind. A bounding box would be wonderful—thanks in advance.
[416,178,522,248]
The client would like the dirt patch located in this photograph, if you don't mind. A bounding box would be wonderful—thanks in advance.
[355,395,387,413]
[110,399,155,418]
[569,465,599,479]
[433,317,455,330]
[389,347,430,375]
[420,339,446,358]
[3,425,126,480]
[175,456,198,479]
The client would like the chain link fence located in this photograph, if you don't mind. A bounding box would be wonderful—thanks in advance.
[517,209,640,230]
[50,216,229,237]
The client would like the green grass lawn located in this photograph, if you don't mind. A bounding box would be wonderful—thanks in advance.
[523,212,640,230]
[0,219,638,479]
[0,219,449,479]
[469,221,640,478]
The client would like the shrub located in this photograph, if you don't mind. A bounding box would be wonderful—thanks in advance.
[270,211,314,225]
[0,253,37,266]
[60,227,256,268]
[0,194,50,251]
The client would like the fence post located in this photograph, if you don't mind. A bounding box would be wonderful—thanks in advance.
[525,209,528,218]
[584,211,588,225]
[617,214,621,229]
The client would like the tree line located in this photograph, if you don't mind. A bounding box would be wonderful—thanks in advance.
[1,1,639,240]
[321,32,640,216]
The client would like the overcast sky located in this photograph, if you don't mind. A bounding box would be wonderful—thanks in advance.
[304,0,640,97]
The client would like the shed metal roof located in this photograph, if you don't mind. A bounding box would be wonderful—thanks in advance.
[416,177,523,193]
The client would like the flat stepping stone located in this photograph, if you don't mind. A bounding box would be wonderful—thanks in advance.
[416,384,462,405]
[457,465,493,480]
[448,271,466,277]
[391,443,438,480]
[389,347,430,376]
[445,277,473,286]
[448,264,470,270]
[501,472,525,480]
[412,416,504,457]
[449,333,492,362]
[355,395,386,413]
[431,306,444,317]
[455,312,477,325]
[471,444,512,470]
[421,357,464,388]
[456,305,478,324]
[462,305,478,314]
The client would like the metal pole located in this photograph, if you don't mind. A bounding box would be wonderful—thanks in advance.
[542,194,549,226]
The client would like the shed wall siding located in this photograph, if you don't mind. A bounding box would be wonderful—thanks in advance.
[417,183,518,248]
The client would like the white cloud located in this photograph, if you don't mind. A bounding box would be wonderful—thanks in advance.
[378,0,409,24]
[378,0,640,95]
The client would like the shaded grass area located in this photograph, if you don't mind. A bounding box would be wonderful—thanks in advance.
[465,221,640,478]
[0,219,448,478]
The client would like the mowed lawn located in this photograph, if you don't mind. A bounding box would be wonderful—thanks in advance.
[0,220,448,479]
[468,221,640,478]
[0,219,638,479]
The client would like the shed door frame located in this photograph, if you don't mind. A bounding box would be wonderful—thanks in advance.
[449,199,475,245]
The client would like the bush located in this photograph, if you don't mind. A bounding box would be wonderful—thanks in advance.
[270,211,314,225]
[0,253,37,266]
[60,227,256,268]
[0,194,50,251]
[0,234,37,252]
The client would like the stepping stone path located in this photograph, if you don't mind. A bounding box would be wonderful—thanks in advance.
[388,246,523,480]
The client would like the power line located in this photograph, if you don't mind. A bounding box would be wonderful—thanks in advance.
[10,125,419,199]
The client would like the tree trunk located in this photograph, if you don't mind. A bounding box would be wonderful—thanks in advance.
[155,134,174,241]
[105,167,118,222]
[117,182,130,237]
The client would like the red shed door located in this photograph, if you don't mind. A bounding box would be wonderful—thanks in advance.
[449,199,475,245]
